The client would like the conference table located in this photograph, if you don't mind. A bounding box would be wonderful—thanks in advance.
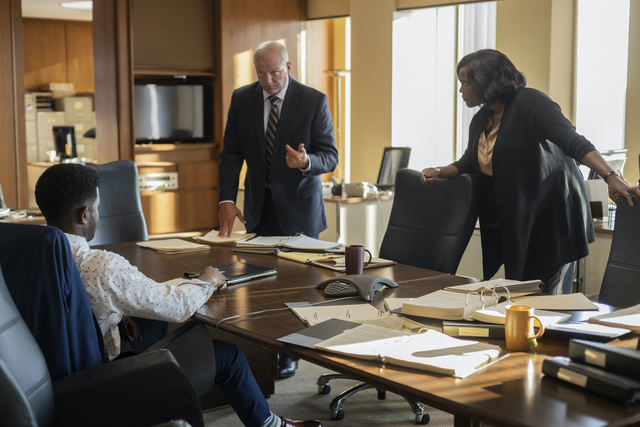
[100,241,640,427]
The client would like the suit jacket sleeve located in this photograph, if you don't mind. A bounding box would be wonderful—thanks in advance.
[305,93,338,176]
[218,90,245,203]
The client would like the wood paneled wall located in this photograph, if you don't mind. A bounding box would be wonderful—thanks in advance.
[0,0,27,209]
[23,19,94,93]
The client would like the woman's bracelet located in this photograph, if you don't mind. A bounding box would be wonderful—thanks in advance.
[602,170,619,182]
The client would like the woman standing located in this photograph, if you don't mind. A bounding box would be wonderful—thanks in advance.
[421,49,640,294]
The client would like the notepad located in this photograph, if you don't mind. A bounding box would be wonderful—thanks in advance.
[194,230,256,245]
[290,303,386,327]
[314,323,502,378]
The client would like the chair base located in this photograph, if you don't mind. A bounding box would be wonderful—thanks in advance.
[317,373,430,424]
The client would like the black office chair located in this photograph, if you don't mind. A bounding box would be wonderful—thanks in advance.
[598,194,640,308]
[90,160,148,246]
[375,147,411,191]
[379,170,478,272]
[0,222,214,427]
[316,171,478,424]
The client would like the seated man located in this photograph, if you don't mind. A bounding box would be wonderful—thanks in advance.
[35,163,320,427]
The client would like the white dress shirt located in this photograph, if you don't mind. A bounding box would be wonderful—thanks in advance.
[65,233,214,361]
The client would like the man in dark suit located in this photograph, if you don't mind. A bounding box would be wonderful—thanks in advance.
[218,41,338,379]
[218,41,338,239]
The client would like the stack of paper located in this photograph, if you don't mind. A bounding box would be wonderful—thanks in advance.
[278,251,396,272]
[194,230,255,245]
[444,278,544,298]
[589,304,640,332]
[235,234,342,252]
[136,239,210,254]
[314,323,502,378]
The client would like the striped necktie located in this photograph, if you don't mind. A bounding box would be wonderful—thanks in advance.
[266,95,281,188]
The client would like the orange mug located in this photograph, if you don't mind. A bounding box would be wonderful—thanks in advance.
[505,305,545,351]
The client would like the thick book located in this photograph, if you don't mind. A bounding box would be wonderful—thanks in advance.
[442,321,505,339]
[313,323,502,378]
[569,339,640,380]
[542,356,640,405]
[401,290,498,320]
[184,262,276,285]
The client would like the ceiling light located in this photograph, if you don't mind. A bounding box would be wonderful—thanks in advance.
[60,1,93,10]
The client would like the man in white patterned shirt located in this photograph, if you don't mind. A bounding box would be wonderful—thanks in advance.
[35,164,322,427]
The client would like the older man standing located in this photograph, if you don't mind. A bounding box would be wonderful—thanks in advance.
[218,41,338,379]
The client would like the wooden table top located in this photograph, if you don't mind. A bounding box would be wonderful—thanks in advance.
[100,242,640,427]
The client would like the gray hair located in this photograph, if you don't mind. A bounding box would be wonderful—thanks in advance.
[254,41,289,66]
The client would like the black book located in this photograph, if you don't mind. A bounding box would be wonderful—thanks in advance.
[569,339,640,381]
[542,356,640,405]
[442,321,505,339]
[184,262,276,285]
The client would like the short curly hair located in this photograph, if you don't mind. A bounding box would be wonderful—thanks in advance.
[457,49,526,105]
[35,164,100,223]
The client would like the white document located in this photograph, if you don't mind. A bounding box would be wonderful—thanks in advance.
[136,239,210,251]
[315,324,501,378]
[589,304,640,332]
[384,298,413,312]
[512,293,598,311]
[194,230,255,244]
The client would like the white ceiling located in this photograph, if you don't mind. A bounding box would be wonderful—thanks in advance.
[22,0,92,21]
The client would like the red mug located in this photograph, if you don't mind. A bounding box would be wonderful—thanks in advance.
[345,245,372,275]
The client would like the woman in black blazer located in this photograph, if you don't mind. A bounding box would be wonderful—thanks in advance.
[420,49,640,294]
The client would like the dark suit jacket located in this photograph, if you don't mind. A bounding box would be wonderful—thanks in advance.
[219,77,338,236]
[453,88,596,280]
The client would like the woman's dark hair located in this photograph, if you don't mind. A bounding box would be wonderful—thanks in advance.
[35,164,100,223]
[457,49,526,105]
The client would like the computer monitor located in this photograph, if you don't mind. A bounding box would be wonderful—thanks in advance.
[376,147,411,191]
[52,126,77,160]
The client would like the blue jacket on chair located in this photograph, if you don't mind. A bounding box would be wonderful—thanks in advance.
[0,223,104,379]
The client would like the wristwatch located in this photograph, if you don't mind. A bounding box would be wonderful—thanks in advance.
[602,170,619,182]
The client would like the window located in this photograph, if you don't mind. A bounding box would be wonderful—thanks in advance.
[392,3,496,171]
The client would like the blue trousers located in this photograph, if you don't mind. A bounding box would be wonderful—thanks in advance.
[131,318,271,427]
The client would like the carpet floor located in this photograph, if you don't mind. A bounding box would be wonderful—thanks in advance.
[203,359,453,426]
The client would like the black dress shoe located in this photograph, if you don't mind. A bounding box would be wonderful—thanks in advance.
[278,356,299,379]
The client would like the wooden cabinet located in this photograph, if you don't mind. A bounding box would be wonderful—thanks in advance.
[136,144,218,234]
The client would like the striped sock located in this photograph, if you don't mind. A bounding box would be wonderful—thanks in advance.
[261,412,284,427]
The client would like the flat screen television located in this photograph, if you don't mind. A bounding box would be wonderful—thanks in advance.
[134,76,213,144]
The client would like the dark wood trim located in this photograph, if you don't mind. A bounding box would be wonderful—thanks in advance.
[133,65,215,76]
[22,17,92,26]
[93,0,134,162]
[0,0,27,208]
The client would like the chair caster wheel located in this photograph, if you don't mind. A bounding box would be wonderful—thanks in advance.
[318,384,331,395]
[416,413,430,424]
[331,409,345,420]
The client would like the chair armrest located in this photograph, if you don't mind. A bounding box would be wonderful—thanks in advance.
[52,349,203,427]
[146,321,215,396]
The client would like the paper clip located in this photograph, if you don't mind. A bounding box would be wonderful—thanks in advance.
[314,312,319,320]
[345,310,351,318]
